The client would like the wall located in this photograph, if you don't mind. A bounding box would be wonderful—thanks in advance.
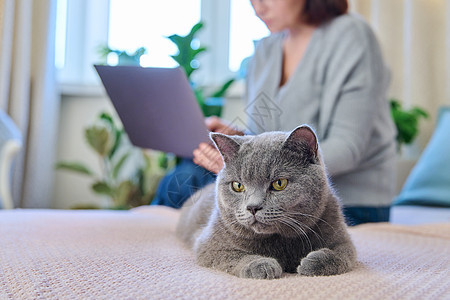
[53,90,113,209]
[350,0,450,153]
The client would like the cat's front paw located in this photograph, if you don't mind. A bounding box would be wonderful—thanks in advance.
[297,248,347,276]
[240,257,282,280]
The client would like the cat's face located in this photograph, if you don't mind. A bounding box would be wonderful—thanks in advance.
[211,126,329,237]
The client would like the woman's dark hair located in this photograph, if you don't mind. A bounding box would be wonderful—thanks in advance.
[303,0,348,25]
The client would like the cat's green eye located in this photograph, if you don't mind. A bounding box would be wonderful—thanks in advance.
[231,181,245,192]
[272,179,288,191]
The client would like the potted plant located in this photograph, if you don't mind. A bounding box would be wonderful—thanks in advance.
[390,99,429,152]
[98,46,147,66]
[55,112,173,209]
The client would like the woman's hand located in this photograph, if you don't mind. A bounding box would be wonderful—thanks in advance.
[205,116,244,136]
[193,143,224,174]
[194,117,243,173]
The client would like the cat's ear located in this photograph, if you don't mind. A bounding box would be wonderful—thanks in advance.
[210,133,241,163]
[283,125,319,158]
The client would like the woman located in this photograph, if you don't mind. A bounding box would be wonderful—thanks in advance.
[153,0,397,226]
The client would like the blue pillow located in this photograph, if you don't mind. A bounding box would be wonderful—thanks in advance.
[394,107,450,207]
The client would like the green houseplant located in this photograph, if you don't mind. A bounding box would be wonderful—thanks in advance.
[98,46,147,66]
[167,21,235,117]
[390,99,429,151]
[56,112,173,209]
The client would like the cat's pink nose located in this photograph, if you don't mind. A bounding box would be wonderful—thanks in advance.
[247,205,262,215]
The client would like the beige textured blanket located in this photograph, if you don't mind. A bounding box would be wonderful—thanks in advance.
[0,206,449,300]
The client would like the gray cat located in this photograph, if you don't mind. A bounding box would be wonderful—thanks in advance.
[176,125,356,279]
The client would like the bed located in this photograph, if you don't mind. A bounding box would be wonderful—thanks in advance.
[1,206,449,299]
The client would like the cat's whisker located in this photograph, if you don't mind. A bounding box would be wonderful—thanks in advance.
[303,225,326,249]
[279,209,330,243]
[284,216,326,249]
[276,219,303,240]
[277,218,313,253]
[283,210,337,234]
[287,219,314,253]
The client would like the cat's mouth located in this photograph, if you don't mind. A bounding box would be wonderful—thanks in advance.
[248,217,275,234]
[235,212,277,234]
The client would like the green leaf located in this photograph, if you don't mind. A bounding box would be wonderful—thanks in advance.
[210,78,235,98]
[411,107,429,118]
[136,168,146,195]
[114,180,134,207]
[157,152,168,170]
[194,88,206,113]
[109,129,123,159]
[390,99,401,110]
[99,112,115,127]
[97,45,120,59]
[97,112,123,158]
[133,47,147,57]
[389,98,429,147]
[112,152,130,179]
[167,34,183,46]
[188,22,204,37]
[92,181,115,197]
[166,22,206,79]
[143,151,152,169]
[192,47,207,57]
[55,162,94,176]
[85,125,114,156]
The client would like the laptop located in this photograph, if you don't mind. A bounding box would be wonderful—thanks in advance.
[94,65,210,158]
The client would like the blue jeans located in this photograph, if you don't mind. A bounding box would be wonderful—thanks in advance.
[343,206,390,226]
[152,159,216,208]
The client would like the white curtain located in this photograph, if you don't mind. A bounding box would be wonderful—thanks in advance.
[350,0,450,151]
[0,0,59,208]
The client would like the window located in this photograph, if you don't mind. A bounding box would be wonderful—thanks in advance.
[108,0,201,68]
[55,0,68,70]
[229,0,269,72]
[55,0,269,88]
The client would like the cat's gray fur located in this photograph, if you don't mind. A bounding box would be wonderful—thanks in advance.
[176,125,356,279]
